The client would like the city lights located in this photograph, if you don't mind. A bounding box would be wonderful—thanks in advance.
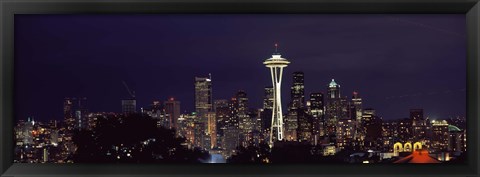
[13,48,466,164]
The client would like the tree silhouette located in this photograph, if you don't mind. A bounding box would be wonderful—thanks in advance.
[228,143,271,163]
[72,113,209,163]
[228,141,345,163]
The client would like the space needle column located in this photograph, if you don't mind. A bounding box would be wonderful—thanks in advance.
[263,44,290,146]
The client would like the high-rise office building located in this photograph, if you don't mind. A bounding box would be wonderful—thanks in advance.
[336,119,355,149]
[144,101,169,128]
[362,108,382,150]
[164,97,181,130]
[327,79,341,99]
[263,87,274,110]
[290,71,305,109]
[206,112,217,149]
[194,75,213,150]
[381,121,397,152]
[64,98,75,131]
[296,110,312,142]
[64,97,88,130]
[194,75,213,122]
[22,117,34,145]
[223,127,240,157]
[351,92,363,122]
[351,92,364,148]
[261,87,274,142]
[285,72,307,142]
[227,97,240,129]
[177,113,196,149]
[397,118,413,142]
[121,99,136,114]
[214,99,229,149]
[410,109,427,141]
[236,90,250,132]
[325,79,348,137]
[308,92,325,144]
[448,125,464,152]
[431,120,450,152]
[284,111,298,141]
[411,109,425,126]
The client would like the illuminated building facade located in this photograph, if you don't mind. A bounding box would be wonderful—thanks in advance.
[284,111,298,141]
[177,113,196,148]
[308,92,325,144]
[362,108,383,150]
[411,109,427,142]
[381,121,397,152]
[214,99,229,149]
[351,92,364,144]
[336,119,355,149]
[287,72,311,142]
[448,125,464,152]
[290,72,305,109]
[194,76,213,123]
[431,120,450,152]
[236,90,250,133]
[121,99,136,114]
[206,112,217,149]
[263,87,274,110]
[194,75,213,150]
[164,98,181,129]
[64,97,88,130]
[325,79,348,137]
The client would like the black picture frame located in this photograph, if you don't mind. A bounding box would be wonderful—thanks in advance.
[1,0,479,177]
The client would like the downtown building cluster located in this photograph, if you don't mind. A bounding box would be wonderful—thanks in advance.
[177,72,467,162]
[14,55,467,164]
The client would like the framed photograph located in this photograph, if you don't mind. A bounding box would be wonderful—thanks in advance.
[1,0,479,177]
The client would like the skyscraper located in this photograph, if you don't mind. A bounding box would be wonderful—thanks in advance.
[121,99,136,114]
[206,112,217,149]
[308,92,325,143]
[336,119,355,149]
[194,75,213,122]
[214,99,229,149]
[64,97,88,130]
[164,97,181,129]
[362,108,382,150]
[431,120,449,152]
[325,79,348,137]
[351,92,364,147]
[327,79,340,99]
[144,101,168,128]
[194,75,213,150]
[236,90,251,133]
[397,118,413,142]
[410,109,427,141]
[261,87,274,141]
[290,71,305,109]
[263,44,290,145]
[64,98,75,131]
[284,72,305,142]
[351,92,363,122]
[263,87,274,110]
[410,109,424,126]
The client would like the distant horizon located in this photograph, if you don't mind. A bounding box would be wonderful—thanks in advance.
[14,14,466,122]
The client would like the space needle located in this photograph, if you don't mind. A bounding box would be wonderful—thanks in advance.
[263,44,290,146]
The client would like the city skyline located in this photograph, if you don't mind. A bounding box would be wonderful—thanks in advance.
[15,14,466,122]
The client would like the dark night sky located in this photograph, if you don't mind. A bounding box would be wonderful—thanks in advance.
[14,14,466,122]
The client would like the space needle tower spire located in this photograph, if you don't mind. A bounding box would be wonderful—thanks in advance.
[263,43,290,146]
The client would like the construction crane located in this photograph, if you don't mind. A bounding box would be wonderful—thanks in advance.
[122,81,135,99]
